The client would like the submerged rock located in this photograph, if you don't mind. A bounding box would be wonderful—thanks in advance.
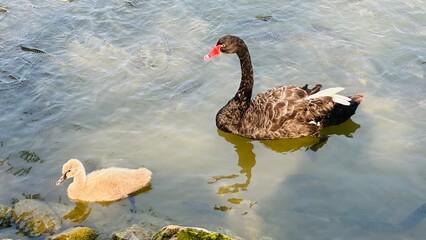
[111,224,152,240]
[20,45,46,54]
[255,15,273,22]
[12,199,61,237]
[152,225,237,240]
[47,226,98,240]
[0,204,12,228]
[20,150,43,163]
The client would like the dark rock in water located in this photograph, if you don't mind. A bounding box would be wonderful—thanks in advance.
[125,1,137,8]
[152,225,241,240]
[255,15,273,22]
[13,166,32,176]
[0,157,13,173]
[20,45,46,54]
[22,193,44,201]
[20,150,43,163]
[0,204,12,228]
[12,199,61,237]
[111,224,152,240]
[47,226,98,240]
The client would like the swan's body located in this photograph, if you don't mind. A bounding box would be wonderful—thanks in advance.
[204,35,363,140]
[56,159,152,202]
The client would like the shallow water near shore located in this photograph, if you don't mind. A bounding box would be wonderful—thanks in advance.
[1,0,426,239]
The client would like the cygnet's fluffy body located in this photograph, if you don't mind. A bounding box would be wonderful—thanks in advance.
[56,159,152,202]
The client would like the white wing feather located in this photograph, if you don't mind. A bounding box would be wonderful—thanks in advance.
[305,87,351,106]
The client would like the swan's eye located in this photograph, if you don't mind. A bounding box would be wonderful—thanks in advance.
[221,44,226,48]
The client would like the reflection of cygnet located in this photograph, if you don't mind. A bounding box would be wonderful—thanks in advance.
[56,159,152,202]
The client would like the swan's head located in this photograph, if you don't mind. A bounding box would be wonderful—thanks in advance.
[204,35,245,61]
[56,158,84,185]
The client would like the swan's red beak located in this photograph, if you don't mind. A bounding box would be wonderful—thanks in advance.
[204,45,223,61]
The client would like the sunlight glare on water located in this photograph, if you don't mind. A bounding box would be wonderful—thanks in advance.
[0,0,425,239]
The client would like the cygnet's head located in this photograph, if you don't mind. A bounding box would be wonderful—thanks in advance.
[56,159,84,186]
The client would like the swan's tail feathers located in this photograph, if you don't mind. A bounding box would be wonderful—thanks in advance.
[301,83,322,95]
[305,87,352,106]
[322,93,364,127]
[350,94,364,104]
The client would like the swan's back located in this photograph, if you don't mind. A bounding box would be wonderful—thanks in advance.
[70,167,152,202]
[236,85,361,139]
[237,86,313,139]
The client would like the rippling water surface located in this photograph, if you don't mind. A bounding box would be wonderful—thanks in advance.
[1,0,426,239]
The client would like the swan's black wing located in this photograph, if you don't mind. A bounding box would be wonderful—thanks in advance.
[238,85,337,139]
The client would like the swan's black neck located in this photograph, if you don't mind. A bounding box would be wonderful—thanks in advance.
[233,42,253,111]
[216,38,254,134]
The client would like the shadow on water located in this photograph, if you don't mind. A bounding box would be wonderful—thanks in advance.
[209,119,360,211]
[338,203,426,235]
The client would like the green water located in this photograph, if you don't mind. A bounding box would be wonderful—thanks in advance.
[1,0,425,239]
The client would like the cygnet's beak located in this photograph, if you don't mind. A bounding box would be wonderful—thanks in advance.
[56,174,67,186]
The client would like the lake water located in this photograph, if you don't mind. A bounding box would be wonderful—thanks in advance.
[1,0,426,239]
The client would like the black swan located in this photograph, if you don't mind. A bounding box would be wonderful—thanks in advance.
[204,35,363,140]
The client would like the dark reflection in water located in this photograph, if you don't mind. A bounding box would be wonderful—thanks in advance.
[210,119,360,211]
[63,201,91,223]
[209,133,255,195]
[62,187,150,223]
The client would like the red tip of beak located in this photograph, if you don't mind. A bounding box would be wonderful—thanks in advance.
[204,45,223,61]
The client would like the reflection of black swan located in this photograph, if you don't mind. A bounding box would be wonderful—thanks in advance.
[204,35,363,140]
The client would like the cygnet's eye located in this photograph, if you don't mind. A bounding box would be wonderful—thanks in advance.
[221,44,226,48]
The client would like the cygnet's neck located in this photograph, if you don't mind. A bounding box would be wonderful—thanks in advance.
[73,168,87,188]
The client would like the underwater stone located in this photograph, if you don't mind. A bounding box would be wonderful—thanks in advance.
[152,225,237,240]
[255,15,273,22]
[0,204,12,228]
[111,224,152,240]
[19,46,46,54]
[20,150,43,163]
[12,199,61,237]
[47,226,99,240]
